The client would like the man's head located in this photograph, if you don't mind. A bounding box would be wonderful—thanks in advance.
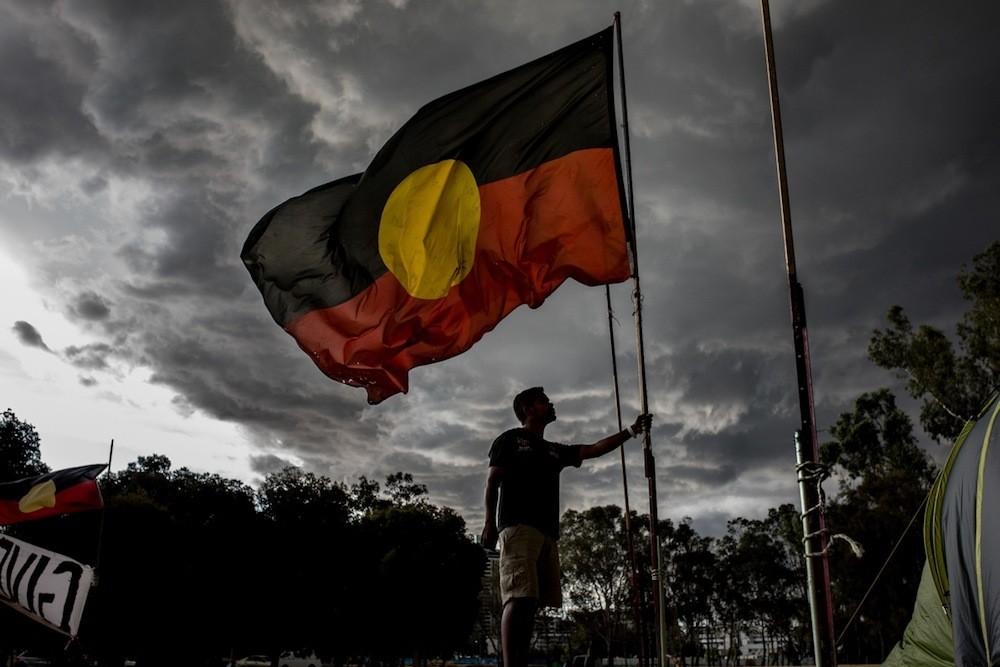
[513,386,556,426]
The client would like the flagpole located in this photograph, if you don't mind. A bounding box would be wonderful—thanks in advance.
[606,285,649,667]
[758,3,837,666]
[94,438,114,576]
[613,13,669,667]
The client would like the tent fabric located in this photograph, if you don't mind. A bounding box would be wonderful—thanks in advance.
[883,561,954,667]
[885,392,1000,667]
[938,393,1000,666]
[925,407,983,612]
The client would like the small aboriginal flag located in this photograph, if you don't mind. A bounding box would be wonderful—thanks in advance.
[242,27,630,403]
[0,464,106,525]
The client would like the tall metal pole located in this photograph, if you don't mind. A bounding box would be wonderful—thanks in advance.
[606,285,649,667]
[759,3,837,666]
[614,13,669,667]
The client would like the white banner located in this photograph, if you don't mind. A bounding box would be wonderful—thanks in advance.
[0,534,94,636]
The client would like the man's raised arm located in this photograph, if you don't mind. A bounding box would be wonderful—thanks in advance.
[578,414,652,461]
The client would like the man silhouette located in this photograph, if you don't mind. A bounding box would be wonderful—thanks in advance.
[482,386,651,667]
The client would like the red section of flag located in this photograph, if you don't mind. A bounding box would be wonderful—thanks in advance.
[286,147,628,403]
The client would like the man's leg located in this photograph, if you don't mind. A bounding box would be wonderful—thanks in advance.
[498,526,544,667]
[501,597,538,667]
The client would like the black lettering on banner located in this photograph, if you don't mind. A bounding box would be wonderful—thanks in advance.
[0,537,12,598]
[52,561,83,633]
[12,553,38,604]
[26,555,50,613]
[37,592,55,621]
[4,544,19,600]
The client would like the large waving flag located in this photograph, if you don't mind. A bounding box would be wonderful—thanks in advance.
[242,28,630,403]
[0,464,106,525]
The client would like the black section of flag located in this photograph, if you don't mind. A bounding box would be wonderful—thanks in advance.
[243,174,362,326]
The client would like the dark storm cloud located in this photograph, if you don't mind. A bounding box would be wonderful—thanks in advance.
[79,376,98,387]
[3,0,331,303]
[249,453,297,476]
[0,0,353,474]
[12,321,52,352]
[125,192,247,297]
[0,3,104,164]
[79,174,108,196]
[63,342,115,370]
[72,292,111,321]
[765,3,1000,328]
[3,0,998,536]
[688,512,739,539]
[386,422,485,465]
[139,314,379,466]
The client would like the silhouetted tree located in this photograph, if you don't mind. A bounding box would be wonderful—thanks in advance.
[869,241,1000,440]
[0,408,49,480]
[822,390,935,664]
[561,506,632,661]
[384,471,429,506]
[352,503,485,661]
[717,510,803,666]
[0,445,484,666]
[660,519,716,666]
[79,455,262,665]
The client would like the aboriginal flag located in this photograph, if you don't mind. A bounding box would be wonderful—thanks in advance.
[242,28,630,403]
[0,464,106,525]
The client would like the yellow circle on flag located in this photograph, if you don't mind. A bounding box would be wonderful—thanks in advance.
[378,159,481,299]
[18,480,57,514]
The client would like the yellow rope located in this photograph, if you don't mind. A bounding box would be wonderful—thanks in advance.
[975,398,1000,666]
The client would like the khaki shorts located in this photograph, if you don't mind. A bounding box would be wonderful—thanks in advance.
[498,524,562,608]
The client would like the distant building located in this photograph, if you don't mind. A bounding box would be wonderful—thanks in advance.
[470,546,501,655]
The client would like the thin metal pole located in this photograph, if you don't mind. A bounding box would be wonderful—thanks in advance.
[760,3,836,666]
[94,439,114,574]
[606,285,648,667]
[795,432,825,667]
[614,12,668,667]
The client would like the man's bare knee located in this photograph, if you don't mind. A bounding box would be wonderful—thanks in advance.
[504,597,538,633]
[506,597,538,614]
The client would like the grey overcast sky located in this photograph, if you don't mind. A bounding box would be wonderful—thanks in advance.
[1,0,996,536]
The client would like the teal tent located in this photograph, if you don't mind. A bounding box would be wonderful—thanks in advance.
[885,392,1000,666]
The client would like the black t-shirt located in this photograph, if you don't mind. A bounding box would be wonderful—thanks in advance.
[488,427,583,540]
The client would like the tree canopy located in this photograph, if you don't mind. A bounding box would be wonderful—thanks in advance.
[821,391,934,664]
[0,447,484,667]
[0,408,50,480]
[870,240,1000,440]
